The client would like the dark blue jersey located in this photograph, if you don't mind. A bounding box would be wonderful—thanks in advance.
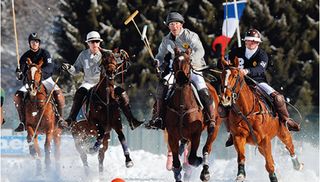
[18,48,54,82]
[229,47,269,85]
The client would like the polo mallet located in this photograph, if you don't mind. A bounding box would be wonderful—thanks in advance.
[124,10,154,58]
[125,10,161,74]
[11,0,20,69]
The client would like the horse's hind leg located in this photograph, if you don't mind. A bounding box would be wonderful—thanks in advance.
[258,139,278,182]
[98,135,109,173]
[188,133,202,167]
[27,128,41,175]
[115,129,133,168]
[277,125,304,171]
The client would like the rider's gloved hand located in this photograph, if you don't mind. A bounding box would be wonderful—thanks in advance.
[15,68,23,80]
[152,59,160,68]
[61,63,71,71]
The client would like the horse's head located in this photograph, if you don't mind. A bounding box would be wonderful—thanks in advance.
[100,49,118,80]
[100,48,130,81]
[220,56,245,106]
[26,58,43,96]
[173,48,192,85]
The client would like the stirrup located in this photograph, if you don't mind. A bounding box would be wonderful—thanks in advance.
[285,118,300,132]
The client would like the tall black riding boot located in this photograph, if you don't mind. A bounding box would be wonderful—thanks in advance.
[14,91,26,132]
[115,87,143,130]
[145,83,167,130]
[271,92,300,131]
[198,88,216,132]
[65,87,88,126]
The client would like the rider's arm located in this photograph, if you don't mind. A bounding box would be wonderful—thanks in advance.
[41,49,54,80]
[68,51,86,75]
[188,33,205,62]
[155,38,169,67]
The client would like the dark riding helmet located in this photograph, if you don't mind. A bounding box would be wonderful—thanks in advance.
[243,29,262,42]
[28,32,41,43]
[165,12,185,25]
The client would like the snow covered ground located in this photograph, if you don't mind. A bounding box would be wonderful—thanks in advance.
[0,129,318,182]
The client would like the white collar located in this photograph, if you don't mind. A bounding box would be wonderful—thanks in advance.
[245,47,258,59]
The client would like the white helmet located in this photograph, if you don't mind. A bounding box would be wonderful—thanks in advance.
[85,31,103,42]
[243,29,262,42]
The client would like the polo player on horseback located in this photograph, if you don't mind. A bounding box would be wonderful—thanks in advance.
[14,32,65,132]
[145,12,216,130]
[61,31,143,130]
[219,28,300,147]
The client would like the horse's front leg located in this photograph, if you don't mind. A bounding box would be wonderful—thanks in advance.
[277,124,304,171]
[188,133,202,167]
[201,119,221,181]
[114,128,133,168]
[234,135,247,182]
[168,133,182,182]
[44,130,54,170]
[27,127,41,174]
[98,134,109,173]
[53,128,62,172]
[258,139,278,182]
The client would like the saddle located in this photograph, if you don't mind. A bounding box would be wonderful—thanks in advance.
[250,86,276,117]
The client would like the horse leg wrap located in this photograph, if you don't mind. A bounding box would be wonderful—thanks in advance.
[269,173,278,182]
[118,134,129,155]
[237,163,246,177]
[172,167,182,182]
[291,155,304,171]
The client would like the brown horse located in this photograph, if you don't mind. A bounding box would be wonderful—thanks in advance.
[24,58,62,172]
[219,57,303,182]
[70,49,134,173]
[165,48,222,182]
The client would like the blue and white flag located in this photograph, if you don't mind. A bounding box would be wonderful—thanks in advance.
[212,0,247,56]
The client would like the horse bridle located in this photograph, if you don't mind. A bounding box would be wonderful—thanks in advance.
[26,64,43,93]
[222,68,245,104]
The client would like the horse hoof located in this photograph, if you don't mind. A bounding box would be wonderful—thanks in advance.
[269,173,278,182]
[126,160,134,168]
[235,174,245,182]
[200,165,210,182]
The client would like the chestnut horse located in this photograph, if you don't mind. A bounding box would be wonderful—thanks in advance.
[70,49,134,173]
[24,58,62,172]
[219,58,303,182]
[166,49,222,182]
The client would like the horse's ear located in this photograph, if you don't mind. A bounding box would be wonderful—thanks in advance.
[38,58,44,67]
[174,47,181,55]
[234,56,239,67]
[27,58,32,65]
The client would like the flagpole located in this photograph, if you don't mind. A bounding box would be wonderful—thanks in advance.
[225,0,229,57]
[234,0,242,47]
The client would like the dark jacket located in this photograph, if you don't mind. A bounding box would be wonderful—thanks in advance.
[229,47,269,85]
[18,48,54,83]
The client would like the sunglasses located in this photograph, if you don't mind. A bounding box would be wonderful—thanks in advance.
[89,40,101,44]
